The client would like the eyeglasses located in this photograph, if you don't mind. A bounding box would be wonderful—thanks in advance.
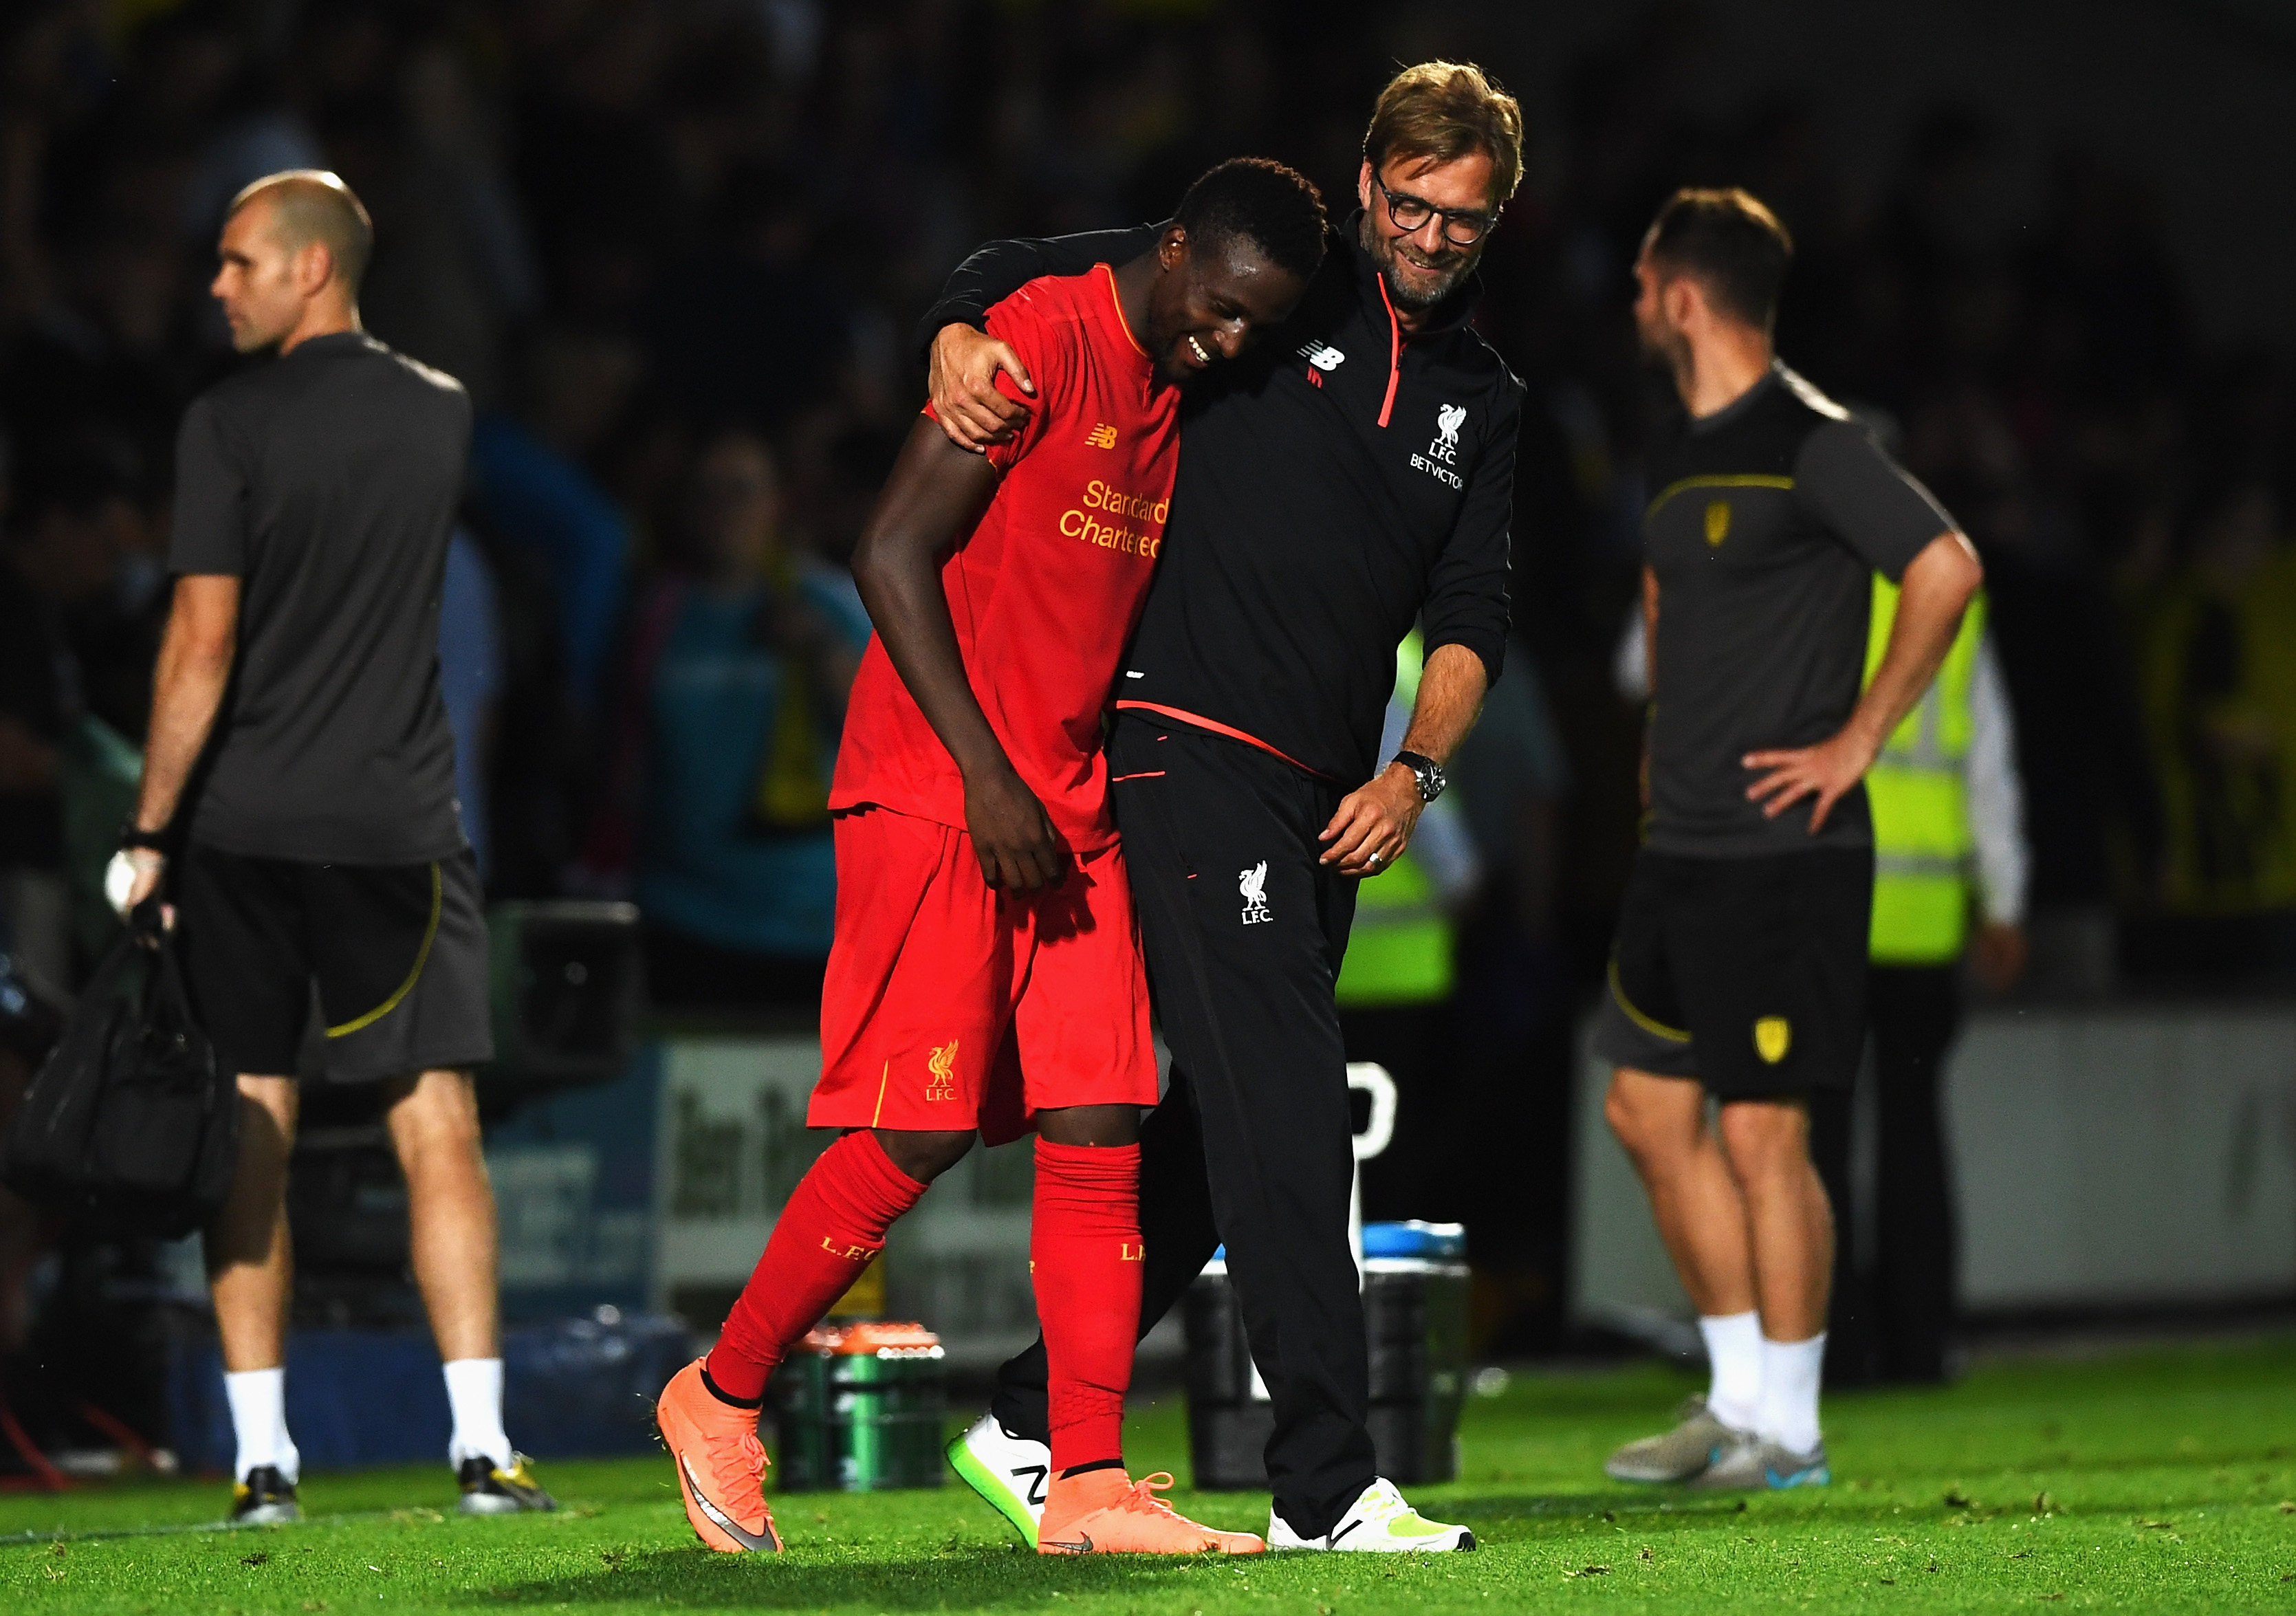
[1373,176,1498,246]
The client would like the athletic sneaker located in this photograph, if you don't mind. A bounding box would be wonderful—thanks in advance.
[947,1410,1051,1547]
[457,1452,558,1514]
[654,1359,783,1553]
[1687,1434,1830,1491]
[229,1464,300,1525]
[1604,1395,1742,1483]
[1037,1469,1265,1555]
[1267,1477,1474,1551]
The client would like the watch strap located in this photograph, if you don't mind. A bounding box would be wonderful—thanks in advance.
[1392,750,1445,802]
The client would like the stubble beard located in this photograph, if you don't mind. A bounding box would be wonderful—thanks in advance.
[1359,215,1477,316]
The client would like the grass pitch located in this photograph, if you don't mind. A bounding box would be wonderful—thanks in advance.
[5,1335,2294,1613]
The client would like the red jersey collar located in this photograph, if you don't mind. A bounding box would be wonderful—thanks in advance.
[1095,262,1153,370]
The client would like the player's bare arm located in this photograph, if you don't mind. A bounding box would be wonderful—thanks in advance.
[1320,642,1487,875]
[849,420,1067,893]
[929,323,1034,452]
[123,574,241,910]
[1744,529,1984,831]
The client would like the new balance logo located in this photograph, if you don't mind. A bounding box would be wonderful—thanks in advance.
[1240,862,1272,926]
[1298,340,1345,371]
[1085,422,1118,448]
[1014,1463,1049,1507]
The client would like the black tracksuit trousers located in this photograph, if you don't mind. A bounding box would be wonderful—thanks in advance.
[990,712,1376,1536]
[1812,963,1962,1384]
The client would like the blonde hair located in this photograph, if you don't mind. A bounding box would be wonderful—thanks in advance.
[1362,61,1524,208]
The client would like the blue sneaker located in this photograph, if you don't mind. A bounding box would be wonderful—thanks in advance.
[1687,1435,1830,1491]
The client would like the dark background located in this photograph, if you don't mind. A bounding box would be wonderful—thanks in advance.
[4,0,2295,1361]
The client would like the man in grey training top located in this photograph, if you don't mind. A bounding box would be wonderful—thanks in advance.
[120,170,554,1524]
[1593,188,1982,1491]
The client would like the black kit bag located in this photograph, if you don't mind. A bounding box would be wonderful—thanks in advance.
[2,902,238,1239]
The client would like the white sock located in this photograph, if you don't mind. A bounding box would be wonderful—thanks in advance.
[223,1367,300,1485]
[1756,1333,1826,1454]
[443,1357,514,1470]
[1698,1311,1763,1431]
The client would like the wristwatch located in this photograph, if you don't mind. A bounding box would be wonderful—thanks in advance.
[118,820,169,852]
[1392,750,1446,803]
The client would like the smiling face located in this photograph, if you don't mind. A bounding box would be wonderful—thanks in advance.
[1356,151,1498,316]
[1138,228,1308,386]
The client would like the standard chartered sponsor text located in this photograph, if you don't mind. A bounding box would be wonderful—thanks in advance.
[1061,478,1168,558]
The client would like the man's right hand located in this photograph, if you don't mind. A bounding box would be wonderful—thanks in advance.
[928,323,1034,452]
[963,765,1067,891]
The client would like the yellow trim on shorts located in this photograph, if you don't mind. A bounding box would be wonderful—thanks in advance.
[870,1061,890,1128]
[1645,473,1795,521]
[1608,957,1692,1043]
[325,862,443,1038]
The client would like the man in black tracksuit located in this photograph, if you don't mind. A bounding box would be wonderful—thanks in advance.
[922,65,1523,1551]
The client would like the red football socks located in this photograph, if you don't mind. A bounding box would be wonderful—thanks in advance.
[705,1131,928,1403]
[1031,1139,1143,1474]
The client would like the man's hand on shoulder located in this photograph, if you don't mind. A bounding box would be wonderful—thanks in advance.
[929,324,1034,452]
[1319,764,1424,876]
[963,765,1069,892]
[1742,726,1879,833]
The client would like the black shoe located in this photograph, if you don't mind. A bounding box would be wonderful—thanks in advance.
[230,1465,301,1525]
[458,1452,558,1514]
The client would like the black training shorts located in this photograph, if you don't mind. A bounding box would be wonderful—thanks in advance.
[1590,845,1872,1098]
[177,845,493,1083]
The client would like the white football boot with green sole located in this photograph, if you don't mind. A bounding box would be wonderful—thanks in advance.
[1267,1478,1474,1551]
[946,1412,1051,1547]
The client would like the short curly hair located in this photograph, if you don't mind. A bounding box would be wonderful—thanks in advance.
[1174,157,1329,283]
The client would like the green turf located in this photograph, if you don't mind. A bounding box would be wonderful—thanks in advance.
[6,1335,2295,1613]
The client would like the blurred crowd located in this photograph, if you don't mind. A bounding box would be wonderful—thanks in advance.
[3,1,2295,1340]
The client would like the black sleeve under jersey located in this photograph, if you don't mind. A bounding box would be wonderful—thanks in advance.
[169,394,249,576]
[1421,376,1522,690]
[1793,418,1957,582]
[912,224,1163,362]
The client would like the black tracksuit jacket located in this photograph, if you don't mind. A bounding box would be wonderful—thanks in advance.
[916,211,1522,787]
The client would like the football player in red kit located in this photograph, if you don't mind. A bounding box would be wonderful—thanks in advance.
[654,158,1328,1557]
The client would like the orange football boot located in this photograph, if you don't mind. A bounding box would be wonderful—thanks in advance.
[655,1359,784,1553]
[1036,1469,1267,1555]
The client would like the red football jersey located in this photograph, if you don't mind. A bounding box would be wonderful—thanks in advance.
[831,265,1178,849]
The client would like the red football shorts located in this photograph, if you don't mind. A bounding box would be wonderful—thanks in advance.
[811,806,1157,1144]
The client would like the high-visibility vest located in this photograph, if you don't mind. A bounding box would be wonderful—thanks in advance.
[1863,578,1985,964]
[1335,633,1456,1007]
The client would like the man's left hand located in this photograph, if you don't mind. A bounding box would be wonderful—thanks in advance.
[1742,728,1877,833]
[109,848,167,923]
[1319,764,1423,875]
